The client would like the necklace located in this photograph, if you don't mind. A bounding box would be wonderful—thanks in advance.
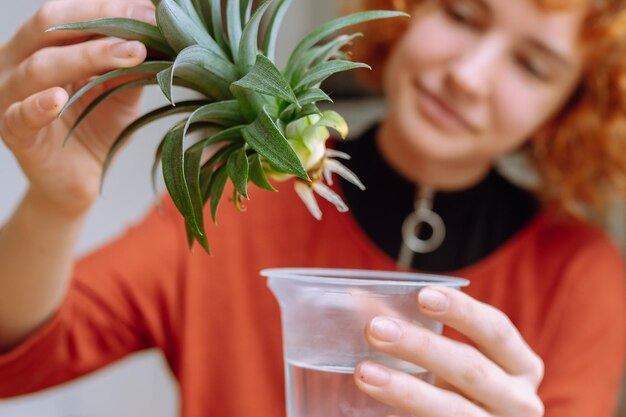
[397,186,446,269]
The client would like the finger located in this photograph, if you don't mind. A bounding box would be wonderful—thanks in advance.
[0,87,68,151]
[3,0,155,66]
[365,316,540,415]
[2,39,146,110]
[354,361,491,417]
[417,287,545,385]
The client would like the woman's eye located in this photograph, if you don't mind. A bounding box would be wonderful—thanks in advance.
[443,0,483,30]
[516,55,551,81]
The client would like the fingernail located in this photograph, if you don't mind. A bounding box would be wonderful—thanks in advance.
[111,41,142,59]
[130,5,157,25]
[37,90,61,112]
[418,288,448,312]
[358,362,391,387]
[370,317,402,342]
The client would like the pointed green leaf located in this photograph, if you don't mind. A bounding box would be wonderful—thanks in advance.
[47,18,175,57]
[210,0,229,53]
[297,88,332,106]
[64,77,159,144]
[190,125,246,154]
[292,103,322,121]
[237,0,274,74]
[59,61,171,118]
[286,10,408,72]
[242,107,308,180]
[249,153,276,191]
[191,0,211,29]
[262,0,293,62]
[157,45,238,102]
[199,140,242,202]
[184,221,197,251]
[289,33,362,84]
[241,0,253,25]
[232,54,299,107]
[311,33,363,67]
[162,125,204,236]
[208,165,229,223]
[184,145,210,252]
[178,0,206,29]
[230,83,268,122]
[157,0,228,58]
[279,89,331,121]
[101,101,204,193]
[227,146,250,199]
[183,101,245,139]
[294,60,370,92]
[227,0,242,59]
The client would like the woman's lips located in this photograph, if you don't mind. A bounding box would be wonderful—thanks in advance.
[414,80,478,134]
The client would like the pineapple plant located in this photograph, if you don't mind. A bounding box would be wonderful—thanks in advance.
[48,0,407,252]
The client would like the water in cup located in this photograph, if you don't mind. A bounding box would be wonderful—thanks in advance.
[286,360,430,417]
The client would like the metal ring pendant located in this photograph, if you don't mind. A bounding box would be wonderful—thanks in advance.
[401,208,446,254]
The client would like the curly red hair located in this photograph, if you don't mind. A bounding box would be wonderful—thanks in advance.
[342,0,626,218]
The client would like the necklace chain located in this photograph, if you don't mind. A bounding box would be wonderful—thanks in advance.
[397,186,446,269]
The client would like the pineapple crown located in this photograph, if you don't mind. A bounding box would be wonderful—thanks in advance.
[48,0,408,253]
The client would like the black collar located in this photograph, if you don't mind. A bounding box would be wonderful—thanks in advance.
[334,124,539,273]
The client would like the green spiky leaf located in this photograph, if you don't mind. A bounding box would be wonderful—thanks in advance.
[294,60,370,92]
[157,0,227,57]
[230,83,269,122]
[232,54,299,106]
[291,103,322,121]
[47,18,175,57]
[242,107,308,180]
[157,45,238,102]
[262,0,294,62]
[191,0,211,29]
[161,125,204,237]
[241,0,253,25]
[227,0,242,58]
[279,88,331,121]
[249,154,276,191]
[227,146,250,198]
[178,0,206,30]
[208,164,229,223]
[189,125,246,154]
[102,101,204,192]
[59,61,171,118]
[184,145,210,251]
[290,33,363,85]
[237,0,274,74]
[183,101,245,140]
[209,0,228,52]
[287,10,408,74]
[64,77,159,144]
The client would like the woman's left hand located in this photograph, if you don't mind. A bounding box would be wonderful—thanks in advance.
[354,286,545,417]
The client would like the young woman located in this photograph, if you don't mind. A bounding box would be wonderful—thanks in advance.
[0,0,624,416]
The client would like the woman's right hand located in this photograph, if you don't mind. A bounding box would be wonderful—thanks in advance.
[0,0,156,216]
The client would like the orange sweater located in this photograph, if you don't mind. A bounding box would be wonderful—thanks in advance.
[0,182,625,417]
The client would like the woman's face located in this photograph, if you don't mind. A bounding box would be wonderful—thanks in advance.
[382,0,587,186]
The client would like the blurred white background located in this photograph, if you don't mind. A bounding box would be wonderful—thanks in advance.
[0,1,363,416]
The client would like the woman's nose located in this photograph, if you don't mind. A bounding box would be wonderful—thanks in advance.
[444,35,506,102]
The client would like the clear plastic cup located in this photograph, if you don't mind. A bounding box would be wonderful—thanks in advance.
[262,268,469,417]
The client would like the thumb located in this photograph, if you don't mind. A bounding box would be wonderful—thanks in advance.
[0,87,68,151]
